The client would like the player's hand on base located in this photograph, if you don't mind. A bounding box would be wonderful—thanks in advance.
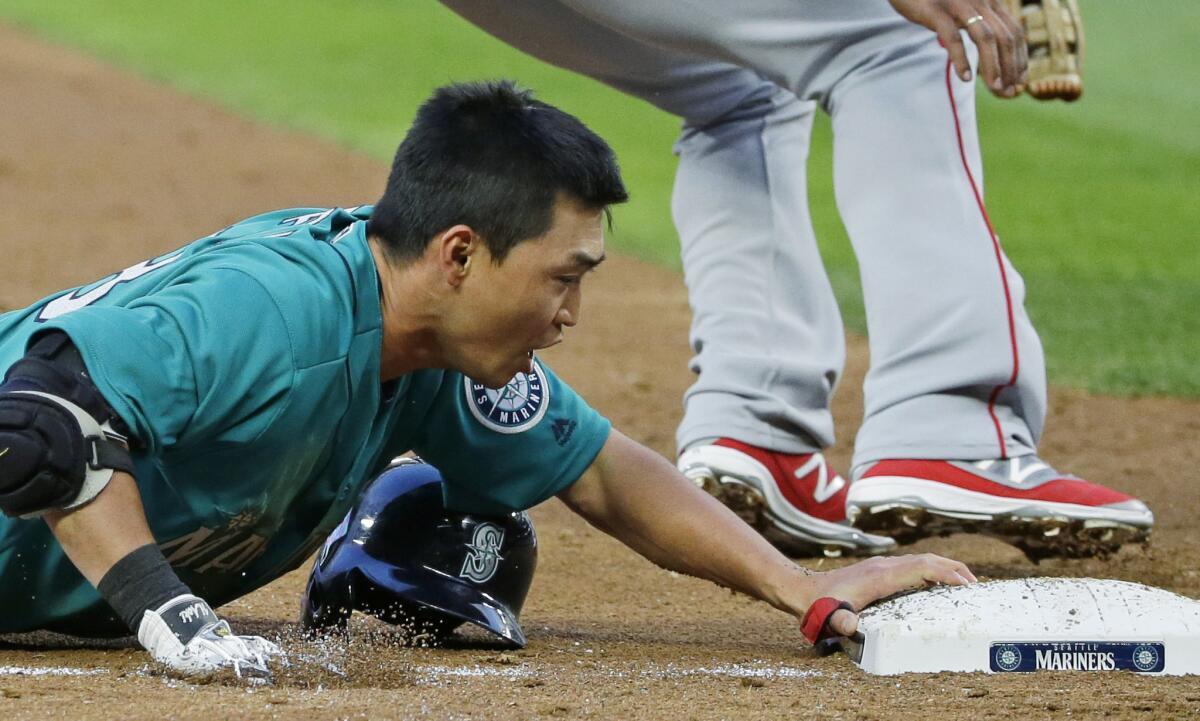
[887,0,1027,97]
[811,554,977,638]
[137,594,281,680]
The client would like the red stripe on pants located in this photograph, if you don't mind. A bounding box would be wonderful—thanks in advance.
[943,59,1020,459]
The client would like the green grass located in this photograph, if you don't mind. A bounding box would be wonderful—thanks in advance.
[0,1,1195,396]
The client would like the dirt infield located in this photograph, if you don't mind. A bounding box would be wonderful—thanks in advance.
[1,23,1198,721]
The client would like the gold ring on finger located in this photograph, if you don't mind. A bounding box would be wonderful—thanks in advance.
[964,14,985,26]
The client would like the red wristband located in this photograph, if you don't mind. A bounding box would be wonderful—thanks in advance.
[800,597,855,644]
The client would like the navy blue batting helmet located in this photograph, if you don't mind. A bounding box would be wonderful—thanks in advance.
[300,458,538,647]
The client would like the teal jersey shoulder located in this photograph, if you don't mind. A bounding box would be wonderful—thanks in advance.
[1,206,372,453]
[407,359,610,514]
[0,207,610,636]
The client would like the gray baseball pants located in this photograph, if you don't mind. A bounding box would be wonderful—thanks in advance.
[441,0,1047,469]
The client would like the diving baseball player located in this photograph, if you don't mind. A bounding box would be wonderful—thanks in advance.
[440,0,1151,558]
[0,82,974,679]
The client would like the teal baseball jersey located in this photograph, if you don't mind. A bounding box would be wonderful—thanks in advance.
[0,207,611,636]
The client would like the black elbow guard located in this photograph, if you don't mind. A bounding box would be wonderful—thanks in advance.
[0,331,134,518]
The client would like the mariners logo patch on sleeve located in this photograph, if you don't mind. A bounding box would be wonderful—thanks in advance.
[464,361,550,434]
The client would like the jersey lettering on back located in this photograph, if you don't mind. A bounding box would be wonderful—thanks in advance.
[37,251,185,321]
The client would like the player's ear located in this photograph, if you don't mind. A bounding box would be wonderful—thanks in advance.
[434,225,479,287]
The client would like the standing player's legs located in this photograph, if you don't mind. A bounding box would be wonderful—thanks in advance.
[457,0,1153,554]
[673,93,841,455]
[671,91,896,556]
[826,35,1045,465]
[826,33,1151,553]
[441,0,894,555]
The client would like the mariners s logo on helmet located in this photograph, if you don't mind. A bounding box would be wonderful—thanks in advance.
[464,360,550,434]
[461,523,506,583]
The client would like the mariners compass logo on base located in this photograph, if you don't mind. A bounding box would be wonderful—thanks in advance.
[992,644,1023,672]
[465,360,550,434]
[1132,644,1162,672]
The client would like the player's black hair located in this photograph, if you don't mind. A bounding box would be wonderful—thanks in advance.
[368,80,628,263]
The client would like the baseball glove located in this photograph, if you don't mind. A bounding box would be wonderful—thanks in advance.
[1006,0,1085,101]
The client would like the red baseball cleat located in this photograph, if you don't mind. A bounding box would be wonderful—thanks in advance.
[677,438,895,558]
[846,457,1153,559]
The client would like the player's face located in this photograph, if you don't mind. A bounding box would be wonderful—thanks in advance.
[451,197,605,388]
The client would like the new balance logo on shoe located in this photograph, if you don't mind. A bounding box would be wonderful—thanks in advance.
[676,440,895,556]
[797,453,845,504]
[974,457,1051,485]
[846,456,1154,559]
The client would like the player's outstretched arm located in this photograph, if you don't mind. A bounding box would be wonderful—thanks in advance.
[44,470,158,586]
[559,429,976,641]
[44,471,280,679]
[0,331,278,678]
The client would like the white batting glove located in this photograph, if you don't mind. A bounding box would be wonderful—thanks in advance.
[137,594,281,680]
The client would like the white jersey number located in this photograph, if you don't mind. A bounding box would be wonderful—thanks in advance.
[37,252,184,321]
